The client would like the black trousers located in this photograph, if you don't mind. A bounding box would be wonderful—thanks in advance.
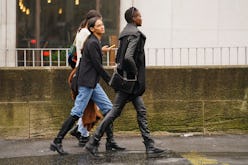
[94,91,152,142]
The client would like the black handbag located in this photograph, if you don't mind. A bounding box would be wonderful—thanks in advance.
[109,68,137,94]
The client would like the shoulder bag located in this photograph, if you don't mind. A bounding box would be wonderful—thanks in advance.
[109,67,137,94]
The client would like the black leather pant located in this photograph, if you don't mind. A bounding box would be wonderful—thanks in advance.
[94,91,152,142]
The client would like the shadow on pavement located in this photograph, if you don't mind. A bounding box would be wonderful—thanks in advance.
[0,150,191,165]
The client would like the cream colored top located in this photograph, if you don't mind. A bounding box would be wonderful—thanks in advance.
[75,28,91,67]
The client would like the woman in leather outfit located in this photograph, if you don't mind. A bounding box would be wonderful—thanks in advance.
[86,7,165,157]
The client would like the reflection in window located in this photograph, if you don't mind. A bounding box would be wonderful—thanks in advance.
[17,0,120,48]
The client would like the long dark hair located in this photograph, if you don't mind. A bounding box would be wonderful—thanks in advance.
[87,17,101,33]
[77,10,102,32]
[80,16,101,54]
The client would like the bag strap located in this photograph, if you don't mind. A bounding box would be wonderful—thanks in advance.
[72,32,78,46]
[68,68,77,86]
[72,37,76,46]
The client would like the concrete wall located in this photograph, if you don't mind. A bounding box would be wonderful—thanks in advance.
[0,67,248,139]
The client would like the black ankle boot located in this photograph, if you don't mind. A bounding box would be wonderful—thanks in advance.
[144,140,164,155]
[85,136,100,157]
[50,137,68,155]
[106,140,126,151]
[105,123,125,151]
[50,115,78,155]
[78,136,89,147]
[70,125,81,140]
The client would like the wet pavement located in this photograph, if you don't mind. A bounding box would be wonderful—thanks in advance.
[0,134,248,165]
[0,151,190,165]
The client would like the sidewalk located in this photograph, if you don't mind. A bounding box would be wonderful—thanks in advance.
[0,134,248,164]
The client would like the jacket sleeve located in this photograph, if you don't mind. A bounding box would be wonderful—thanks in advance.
[88,41,111,83]
[124,33,140,74]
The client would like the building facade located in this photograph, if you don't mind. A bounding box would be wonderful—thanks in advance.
[1,0,248,67]
[122,0,248,48]
[0,0,16,67]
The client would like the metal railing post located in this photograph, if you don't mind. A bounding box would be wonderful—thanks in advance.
[220,47,222,65]
[24,50,27,67]
[147,48,150,66]
[163,48,166,65]
[66,49,69,67]
[49,50,52,66]
[204,48,206,65]
[237,47,239,65]
[106,51,110,66]
[212,48,214,65]
[187,48,190,65]
[179,48,182,65]
[15,50,18,67]
[155,49,158,66]
[57,50,60,67]
[196,48,198,65]
[32,50,35,67]
[229,47,231,65]
[41,50,43,67]
[171,48,174,65]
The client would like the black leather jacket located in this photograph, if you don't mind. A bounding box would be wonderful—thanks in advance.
[117,23,146,97]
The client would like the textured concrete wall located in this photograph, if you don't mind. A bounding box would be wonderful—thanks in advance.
[0,67,248,139]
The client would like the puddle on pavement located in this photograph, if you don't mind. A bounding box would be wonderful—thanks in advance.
[0,150,191,165]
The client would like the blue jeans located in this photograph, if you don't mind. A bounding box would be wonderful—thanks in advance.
[70,84,112,135]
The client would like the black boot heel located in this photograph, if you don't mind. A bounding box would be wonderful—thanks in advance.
[106,141,126,151]
[85,136,101,157]
[50,142,68,155]
[105,123,125,151]
[144,140,164,156]
[49,115,79,155]
[50,144,56,151]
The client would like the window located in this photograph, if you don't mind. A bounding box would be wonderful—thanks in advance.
[16,0,120,48]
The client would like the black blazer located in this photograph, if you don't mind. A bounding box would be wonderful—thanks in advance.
[77,34,110,88]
